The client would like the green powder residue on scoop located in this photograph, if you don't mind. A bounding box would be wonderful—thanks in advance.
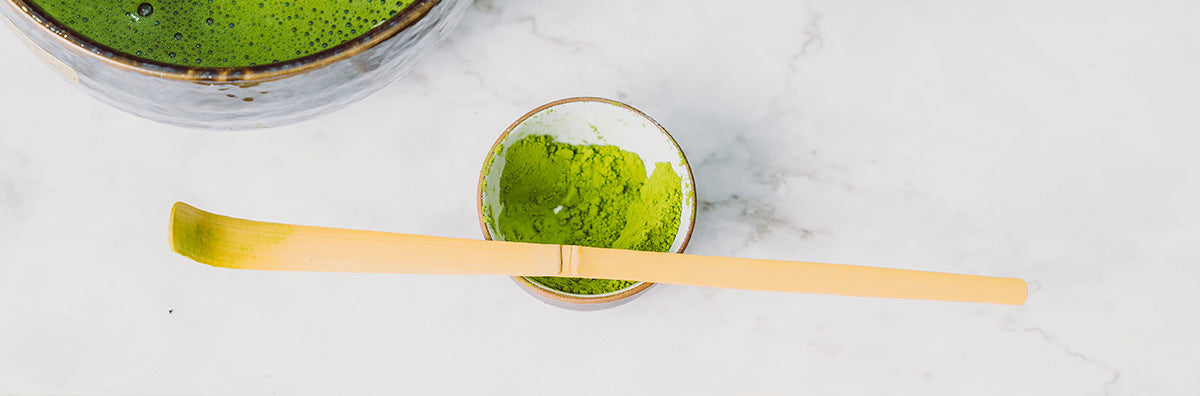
[496,134,683,295]
[29,0,416,68]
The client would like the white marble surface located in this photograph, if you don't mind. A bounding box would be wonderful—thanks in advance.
[2,0,1198,394]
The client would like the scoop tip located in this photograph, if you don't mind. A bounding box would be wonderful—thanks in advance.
[168,201,205,259]
[168,202,184,254]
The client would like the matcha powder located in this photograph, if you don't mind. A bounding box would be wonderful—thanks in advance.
[496,134,684,295]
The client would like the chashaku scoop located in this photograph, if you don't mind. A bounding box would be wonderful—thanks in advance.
[168,201,1027,306]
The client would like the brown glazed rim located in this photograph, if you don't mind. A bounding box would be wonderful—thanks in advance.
[475,97,698,306]
[7,0,440,83]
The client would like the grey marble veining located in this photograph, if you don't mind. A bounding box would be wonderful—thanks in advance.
[2,0,1198,394]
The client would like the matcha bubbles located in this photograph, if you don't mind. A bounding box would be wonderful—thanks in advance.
[479,98,696,308]
[27,0,417,67]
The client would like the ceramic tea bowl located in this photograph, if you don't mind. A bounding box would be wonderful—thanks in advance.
[1,0,468,129]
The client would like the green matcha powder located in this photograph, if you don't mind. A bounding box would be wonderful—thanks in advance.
[495,134,683,295]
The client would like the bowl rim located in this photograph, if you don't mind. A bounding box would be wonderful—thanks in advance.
[5,0,441,83]
[475,96,698,306]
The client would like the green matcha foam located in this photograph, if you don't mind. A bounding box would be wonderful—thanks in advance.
[29,0,416,67]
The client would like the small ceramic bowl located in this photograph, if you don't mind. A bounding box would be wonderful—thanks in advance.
[1,0,468,129]
[477,97,697,310]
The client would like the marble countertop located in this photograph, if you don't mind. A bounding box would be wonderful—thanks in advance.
[2,0,1197,394]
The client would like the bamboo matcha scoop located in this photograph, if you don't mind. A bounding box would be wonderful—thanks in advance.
[168,202,1027,305]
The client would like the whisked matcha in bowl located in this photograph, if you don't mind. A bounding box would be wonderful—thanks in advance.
[478,97,697,310]
[3,0,469,128]
[29,0,414,67]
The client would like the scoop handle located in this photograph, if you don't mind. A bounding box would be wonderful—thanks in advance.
[572,246,1026,305]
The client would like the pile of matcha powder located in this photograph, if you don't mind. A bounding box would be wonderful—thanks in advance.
[494,134,684,295]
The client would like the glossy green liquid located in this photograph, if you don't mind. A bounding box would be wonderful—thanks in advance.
[29,0,416,68]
